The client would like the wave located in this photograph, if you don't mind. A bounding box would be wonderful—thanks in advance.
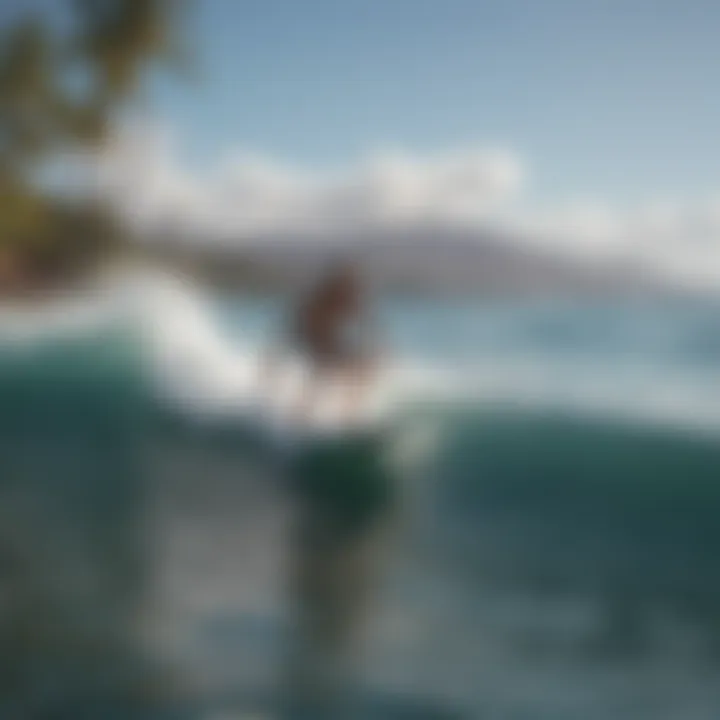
[7,272,720,719]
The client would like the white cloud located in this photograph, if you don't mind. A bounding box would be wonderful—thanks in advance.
[513,200,625,260]
[96,124,525,239]
[92,122,720,289]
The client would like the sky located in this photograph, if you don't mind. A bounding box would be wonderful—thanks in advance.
[5,0,720,285]
[149,0,720,207]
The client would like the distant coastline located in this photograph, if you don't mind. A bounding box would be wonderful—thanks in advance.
[145,226,678,299]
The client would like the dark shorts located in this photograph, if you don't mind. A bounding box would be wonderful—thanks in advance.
[291,429,395,536]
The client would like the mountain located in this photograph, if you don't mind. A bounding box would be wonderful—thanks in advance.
[150,224,668,297]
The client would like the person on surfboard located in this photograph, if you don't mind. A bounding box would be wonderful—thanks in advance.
[258,262,392,719]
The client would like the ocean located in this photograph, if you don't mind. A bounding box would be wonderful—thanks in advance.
[3,280,720,718]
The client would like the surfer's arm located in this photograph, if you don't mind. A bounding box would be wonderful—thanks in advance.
[256,341,283,399]
[358,305,384,376]
[338,311,384,422]
[256,311,294,399]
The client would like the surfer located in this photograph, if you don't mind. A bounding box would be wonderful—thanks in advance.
[259,263,393,719]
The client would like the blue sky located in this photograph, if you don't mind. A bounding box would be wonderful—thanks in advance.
[141,0,720,207]
[6,0,720,283]
[4,0,720,205]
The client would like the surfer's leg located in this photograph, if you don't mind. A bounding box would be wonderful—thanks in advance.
[282,504,377,718]
[282,506,339,717]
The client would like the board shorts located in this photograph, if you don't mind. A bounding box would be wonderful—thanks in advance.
[291,429,395,537]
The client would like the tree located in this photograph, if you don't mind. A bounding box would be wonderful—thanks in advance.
[0,0,191,284]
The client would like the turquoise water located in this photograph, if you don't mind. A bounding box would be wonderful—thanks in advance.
[4,290,720,718]
[215,295,720,715]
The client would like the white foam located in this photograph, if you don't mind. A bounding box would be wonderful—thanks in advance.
[8,265,720,439]
[117,268,720,438]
